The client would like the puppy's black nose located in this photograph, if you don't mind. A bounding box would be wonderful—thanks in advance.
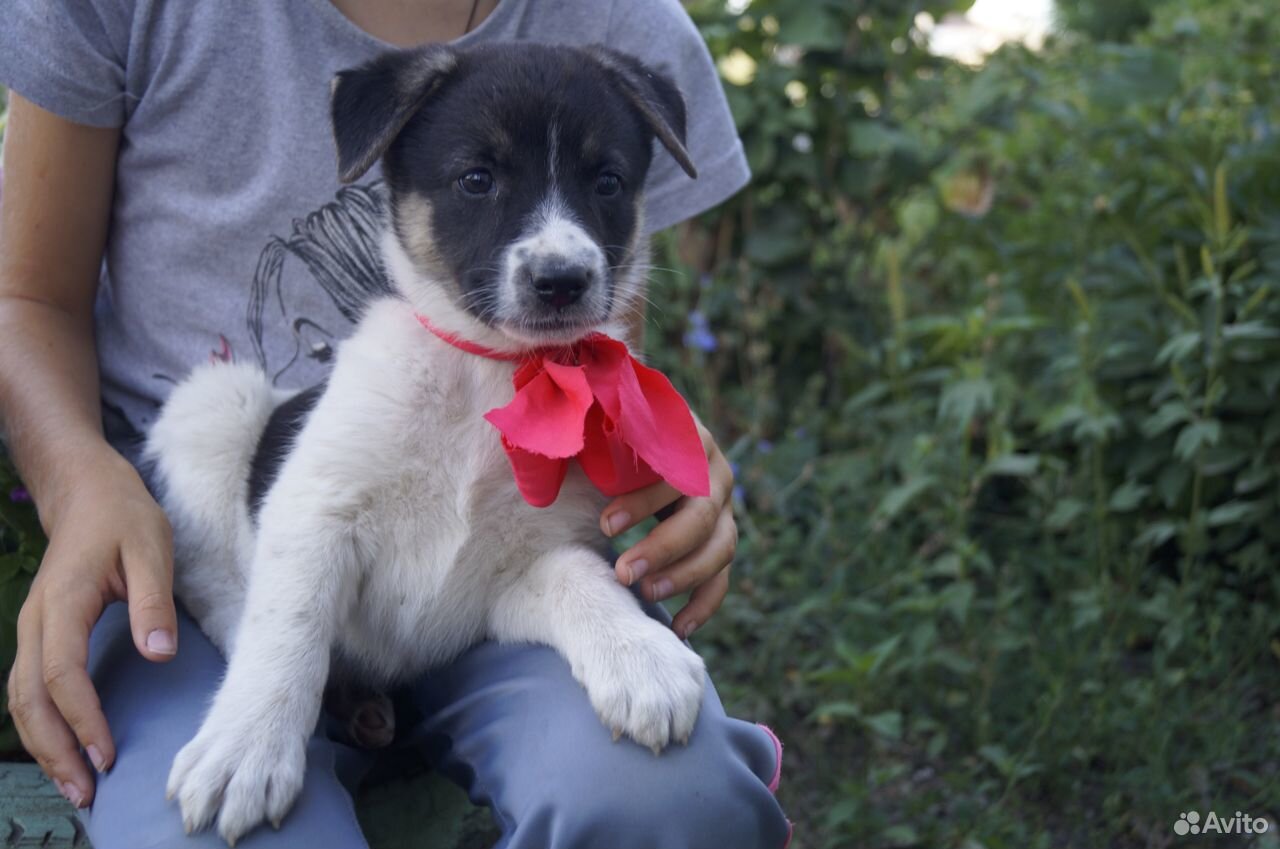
[532,267,590,309]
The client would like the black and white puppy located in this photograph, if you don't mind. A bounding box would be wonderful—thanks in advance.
[149,42,706,844]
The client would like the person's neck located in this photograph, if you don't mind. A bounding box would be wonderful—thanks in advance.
[327,0,499,47]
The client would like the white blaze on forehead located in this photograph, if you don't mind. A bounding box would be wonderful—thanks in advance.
[548,120,561,189]
[523,193,598,260]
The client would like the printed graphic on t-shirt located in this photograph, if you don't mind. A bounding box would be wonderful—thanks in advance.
[115,183,393,454]
[245,182,393,384]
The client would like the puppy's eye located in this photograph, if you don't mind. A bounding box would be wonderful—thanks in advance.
[459,169,494,195]
[596,172,623,197]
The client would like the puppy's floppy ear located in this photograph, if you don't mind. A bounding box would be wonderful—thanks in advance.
[331,45,459,184]
[586,47,698,180]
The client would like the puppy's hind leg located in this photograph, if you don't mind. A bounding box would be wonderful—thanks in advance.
[325,681,396,749]
[487,546,706,754]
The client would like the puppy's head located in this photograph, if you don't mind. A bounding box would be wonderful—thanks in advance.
[331,43,697,347]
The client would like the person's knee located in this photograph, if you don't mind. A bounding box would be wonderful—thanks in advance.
[583,774,786,849]
[523,737,790,849]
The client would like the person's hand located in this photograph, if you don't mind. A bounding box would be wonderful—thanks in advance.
[599,422,736,640]
[6,453,177,809]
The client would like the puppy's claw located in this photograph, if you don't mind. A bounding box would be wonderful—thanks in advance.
[650,743,662,757]
[678,733,691,746]
[611,727,622,743]
[271,817,283,830]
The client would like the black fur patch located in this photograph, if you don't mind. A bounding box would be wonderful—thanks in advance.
[248,384,325,519]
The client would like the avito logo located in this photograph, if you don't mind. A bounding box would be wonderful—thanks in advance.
[1174,811,1270,837]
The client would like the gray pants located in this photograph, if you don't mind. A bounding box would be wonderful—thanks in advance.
[82,603,791,849]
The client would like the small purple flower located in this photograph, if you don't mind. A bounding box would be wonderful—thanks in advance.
[683,310,717,353]
[757,439,774,455]
[9,486,31,503]
[732,484,745,503]
[794,427,808,439]
[729,461,741,479]
[699,273,713,290]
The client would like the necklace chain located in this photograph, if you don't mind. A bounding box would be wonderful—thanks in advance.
[463,0,482,34]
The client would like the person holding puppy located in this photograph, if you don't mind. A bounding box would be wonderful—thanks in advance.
[0,1,790,847]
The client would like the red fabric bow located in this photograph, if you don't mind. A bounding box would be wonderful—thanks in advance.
[416,315,711,508]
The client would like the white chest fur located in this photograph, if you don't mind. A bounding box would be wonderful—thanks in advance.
[264,299,610,683]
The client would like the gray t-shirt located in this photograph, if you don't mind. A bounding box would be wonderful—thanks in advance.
[0,0,749,462]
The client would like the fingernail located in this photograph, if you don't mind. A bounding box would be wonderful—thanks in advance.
[626,559,649,583]
[58,780,85,808]
[606,511,631,536]
[86,744,107,772]
[652,577,674,601]
[146,629,176,655]
[682,620,699,639]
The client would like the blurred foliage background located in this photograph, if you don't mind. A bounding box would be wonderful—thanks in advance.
[3,0,1280,846]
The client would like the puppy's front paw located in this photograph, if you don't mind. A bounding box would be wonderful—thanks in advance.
[166,708,307,846]
[580,623,706,754]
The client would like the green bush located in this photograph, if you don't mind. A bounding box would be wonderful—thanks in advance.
[644,1,1280,846]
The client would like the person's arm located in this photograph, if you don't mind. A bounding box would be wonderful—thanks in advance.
[0,93,178,808]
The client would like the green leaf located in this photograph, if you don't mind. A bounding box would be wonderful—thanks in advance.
[862,711,903,741]
[1206,500,1263,527]
[1156,463,1192,508]
[777,6,846,50]
[938,377,994,429]
[1141,400,1191,437]
[873,476,937,524]
[1156,331,1201,366]
[1108,480,1149,512]
[1134,520,1180,549]
[940,580,976,625]
[1174,420,1221,461]
[843,382,891,415]
[984,453,1040,478]
[880,824,922,847]
[814,701,863,723]
[1046,498,1086,531]
[1222,321,1280,342]
[978,744,1016,776]
[849,122,908,157]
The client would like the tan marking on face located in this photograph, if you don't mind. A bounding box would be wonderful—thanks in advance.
[395,193,449,283]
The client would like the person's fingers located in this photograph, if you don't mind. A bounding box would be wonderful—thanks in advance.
[121,517,178,661]
[613,447,736,587]
[599,424,733,540]
[40,581,114,774]
[640,508,737,603]
[614,494,719,585]
[599,480,682,539]
[9,604,96,807]
[670,565,731,640]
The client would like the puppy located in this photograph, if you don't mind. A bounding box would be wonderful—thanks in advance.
[147,42,709,844]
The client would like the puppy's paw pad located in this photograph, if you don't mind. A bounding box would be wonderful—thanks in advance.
[582,627,705,753]
[167,718,306,845]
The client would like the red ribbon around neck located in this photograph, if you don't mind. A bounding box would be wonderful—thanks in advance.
[416,314,711,508]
